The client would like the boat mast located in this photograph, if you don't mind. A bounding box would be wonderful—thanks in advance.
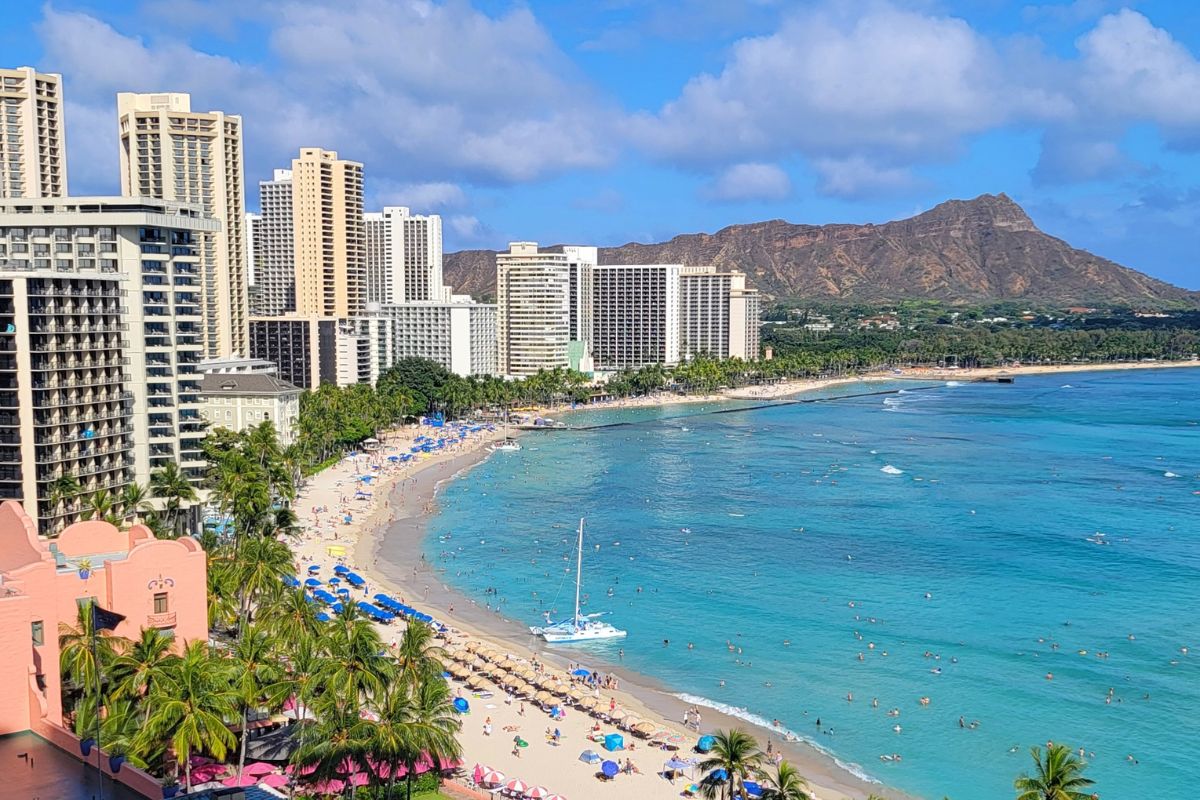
[574,518,584,630]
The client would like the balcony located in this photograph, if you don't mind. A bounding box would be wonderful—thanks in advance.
[147,611,176,628]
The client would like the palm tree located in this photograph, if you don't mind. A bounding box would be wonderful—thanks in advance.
[150,462,198,537]
[290,696,366,798]
[260,586,323,646]
[396,677,462,800]
[696,728,764,800]
[230,625,285,782]
[759,760,810,800]
[120,482,154,525]
[136,640,238,792]
[234,535,293,629]
[58,602,125,714]
[391,621,446,691]
[316,606,394,709]
[84,489,121,525]
[108,627,179,718]
[49,474,82,515]
[1014,744,1096,800]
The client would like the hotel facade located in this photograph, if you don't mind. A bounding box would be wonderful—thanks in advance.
[0,67,67,200]
[0,196,216,532]
[117,92,249,360]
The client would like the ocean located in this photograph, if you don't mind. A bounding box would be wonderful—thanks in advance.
[421,369,1199,799]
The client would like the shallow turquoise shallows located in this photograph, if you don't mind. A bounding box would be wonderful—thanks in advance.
[422,369,1199,799]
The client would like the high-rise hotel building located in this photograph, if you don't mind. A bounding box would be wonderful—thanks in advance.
[117,92,248,360]
[364,207,447,305]
[591,264,681,371]
[0,196,216,533]
[252,169,294,316]
[679,266,761,361]
[0,67,67,199]
[496,242,595,378]
[291,148,365,318]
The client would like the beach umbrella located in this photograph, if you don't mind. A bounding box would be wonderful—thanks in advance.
[514,681,535,696]
[696,735,716,753]
[571,668,591,677]
[504,778,530,794]
[498,658,517,670]
[654,731,686,748]
[464,641,480,651]
[480,768,505,786]
[601,760,619,779]
[345,572,365,587]
[242,762,276,777]
[260,773,288,789]
[517,667,538,680]
[334,565,350,575]
[282,575,300,587]
[526,787,552,799]
[304,578,321,587]
[633,721,658,737]
[307,565,320,573]
[567,688,585,701]
[533,690,553,703]
[543,795,567,800]
[469,658,487,671]
[452,697,470,714]
[222,773,258,787]
[466,676,487,689]
[576,696,598,710]
[664,757,692,772]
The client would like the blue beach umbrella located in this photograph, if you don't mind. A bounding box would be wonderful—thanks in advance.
[331,602,344,613]
[345,572,365,587]
[601,760,619,778]
[696,735,715,752]
[336,587,350,596]
[304,578,321,587]
[452,698,470,714]
[328,577,341,584]
[334,565,350,575]
[282,575,300,587]
[571,668,591,677]
[307,565,320,573]
[315,613,331,623]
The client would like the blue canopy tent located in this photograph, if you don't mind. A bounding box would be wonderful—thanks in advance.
[328,577,341,585]
[373,593,394,604]
[336,587,351,596]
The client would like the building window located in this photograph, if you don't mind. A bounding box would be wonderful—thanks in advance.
[32,620,44,646]
[153,592,169,614]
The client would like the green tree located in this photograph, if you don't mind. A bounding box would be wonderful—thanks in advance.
[150,462,198,537]
[58,602,124,714]
[136,640,238,792]
[759,760,811,800]
[697,728,764,800]
[108,627,179,719]
[230,625,285,782]
[1014,744,1096,800]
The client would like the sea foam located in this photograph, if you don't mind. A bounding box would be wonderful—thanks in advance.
[880,465,904,475]
[673,693,880,785]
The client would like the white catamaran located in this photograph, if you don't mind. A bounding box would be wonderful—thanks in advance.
[530,518,626,643]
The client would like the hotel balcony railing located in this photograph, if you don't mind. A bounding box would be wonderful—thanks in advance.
[29,339,123,353]
[32,374,126,390]
[36,425,132,445]
[33,407,132,428]
[30,357,129,372]
[26,286,126,298]
[146,612,176,628]
[35,441,129,464]
[29,322,127,334]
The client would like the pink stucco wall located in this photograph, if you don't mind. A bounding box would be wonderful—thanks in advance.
[0,500,208,737]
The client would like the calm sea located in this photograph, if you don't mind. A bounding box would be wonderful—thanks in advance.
[422,369,1199,799]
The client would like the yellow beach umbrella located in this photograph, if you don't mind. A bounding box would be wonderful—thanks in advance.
[533,690,553,703]
[567,688,585,702]
[463,641,480,652]
[577,696,599,710]
[466,675,487,689]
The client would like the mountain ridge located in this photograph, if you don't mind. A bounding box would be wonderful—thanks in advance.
[443,194,1198,307]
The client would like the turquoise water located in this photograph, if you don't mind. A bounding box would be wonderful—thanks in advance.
[423,370,1200,799]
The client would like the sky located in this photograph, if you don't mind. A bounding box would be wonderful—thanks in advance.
[6,0,1200,288]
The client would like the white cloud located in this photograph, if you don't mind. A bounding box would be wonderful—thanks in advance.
[702,162,791,202]
[38,1,614,196]
[373,181,467,211]
[812,157,916,199]
[448,214,489,243]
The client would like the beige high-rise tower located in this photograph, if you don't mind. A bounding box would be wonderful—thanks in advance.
[0,67,68,198]
[116,92,248,359]
[291,148,365,317]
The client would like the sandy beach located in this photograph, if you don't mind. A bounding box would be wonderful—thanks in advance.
[289,359,1200,800]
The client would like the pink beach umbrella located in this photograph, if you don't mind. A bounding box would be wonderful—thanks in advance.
[259,773,289,788]
[504,777,530,794]
[480,767,505,786]
[544,794,568,800]
[472,763,483,784]
[188,755,215,767]
[526,787,552,799]
[311,778,347,794]
[222,773,258,787]
[242,762,276,776]
[348,772,371,787]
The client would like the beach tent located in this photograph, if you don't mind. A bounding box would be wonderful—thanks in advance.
[578,750,602,764]
[603,733,624,752]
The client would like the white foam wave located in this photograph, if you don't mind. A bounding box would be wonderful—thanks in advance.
[1164,471,1179,478]
[673,693,880,785]
[945,380,963,387]
[880,465,904,475]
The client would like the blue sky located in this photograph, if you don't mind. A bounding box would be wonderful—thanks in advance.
[8,0,1200,288]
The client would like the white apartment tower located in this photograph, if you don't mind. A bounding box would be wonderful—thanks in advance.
[364,207,447,305]
[496,242,594,378]
[373,301,497,377]
[0,196,217,533]
[592,264,681,370]
[0,67,67,199]
[254,169,294,315]
[679,266,761,361]
[117,92,248,360]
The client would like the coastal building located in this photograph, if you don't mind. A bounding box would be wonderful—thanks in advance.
[0,500,207,736]
[246,210,261,285]
[249,315,380,390]
[252,169,294,316]
[364,207,448,305]
[0,195,217,532]
[592,264,681,370]
[496,242,594,377]
[679,266,761,361]
[0,67,67,199]
[117,92,249,360]
[371,299,497,377]
[199,372,301,445]
[199,355,277,375]
[291,148,365,318]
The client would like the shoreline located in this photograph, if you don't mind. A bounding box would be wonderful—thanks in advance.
[294,360,1199,800]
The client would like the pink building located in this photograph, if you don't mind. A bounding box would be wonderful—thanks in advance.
[0,500,207,736]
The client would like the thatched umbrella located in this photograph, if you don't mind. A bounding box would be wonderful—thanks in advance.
[577,696,599,711]
[533,690,553,704]
[463,641,480,652]
[498,658,518,670]
[567,688,585,702]
[466,675,487,689]
[632,721,658,737]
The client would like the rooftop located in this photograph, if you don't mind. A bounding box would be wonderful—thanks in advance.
[200,373,302,396]
[0,731,145,800]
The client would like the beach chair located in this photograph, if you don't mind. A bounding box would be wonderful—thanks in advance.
[683,783,700,797]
